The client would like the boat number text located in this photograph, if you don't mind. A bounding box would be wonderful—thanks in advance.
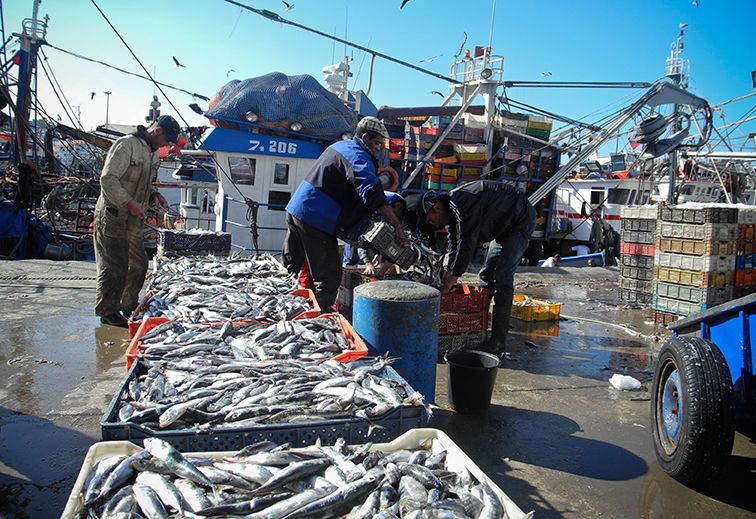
[249,139,298,155]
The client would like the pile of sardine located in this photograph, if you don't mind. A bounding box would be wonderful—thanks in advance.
[117,356,427,430]
[139,289,312,323]
[77,437,509,518]
[137,315,349,362]
[148,254,296,292]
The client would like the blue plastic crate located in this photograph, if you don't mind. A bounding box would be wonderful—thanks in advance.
[101,361,426,452]
[737,253,756,270]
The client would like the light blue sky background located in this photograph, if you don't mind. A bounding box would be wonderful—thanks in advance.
[5,0,755,149]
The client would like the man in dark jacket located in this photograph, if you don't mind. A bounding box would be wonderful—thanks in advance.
[420,180,537,353]
[284,116,406,310]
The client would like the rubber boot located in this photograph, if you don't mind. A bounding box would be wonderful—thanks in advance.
[483,287,514,355]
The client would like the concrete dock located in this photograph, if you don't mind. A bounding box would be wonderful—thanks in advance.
[0,259,754,518]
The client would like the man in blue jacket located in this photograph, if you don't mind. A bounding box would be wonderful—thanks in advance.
[419,180,537,354]
[284,116,407,310]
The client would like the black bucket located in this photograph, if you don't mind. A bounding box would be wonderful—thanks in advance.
[445,350,500,414]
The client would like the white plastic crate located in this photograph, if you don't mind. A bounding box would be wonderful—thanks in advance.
[659,222,739,242]
[620,205,660,220]
[654,251,736,272]
[739,208,756,224]
[62,429,529,519]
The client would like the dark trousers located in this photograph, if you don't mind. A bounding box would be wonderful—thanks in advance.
[479,206,537,299]
[282,213,341,311]
[94,209,148,317]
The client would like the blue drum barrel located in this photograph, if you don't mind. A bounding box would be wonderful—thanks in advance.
[352,281,439,403]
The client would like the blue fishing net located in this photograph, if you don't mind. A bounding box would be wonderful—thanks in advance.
[206,73,357,141]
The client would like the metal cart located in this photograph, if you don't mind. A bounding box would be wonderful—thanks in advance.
[652,293,755,482]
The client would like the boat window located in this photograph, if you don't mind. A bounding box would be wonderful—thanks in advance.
[680,184,696,195]
[268,190,291,211]
[607,188,631,205]
[273,163,290,185]
[228,156,256,185]
[590,189,604,206]
[638,190,651,204]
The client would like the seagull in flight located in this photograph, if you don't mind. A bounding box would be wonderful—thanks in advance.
[692,0,699,6]
[226,69,236,77]
[420,54,443,63]
[429,91,445,97]
[282,0,294,10]
[172,56,186,68]
[90,92,96,100]
[540,71,552,77]
[400,0,414,9]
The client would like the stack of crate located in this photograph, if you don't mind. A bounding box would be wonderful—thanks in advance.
[619,206,659,305]
[652,206,739,323]
[437,285,490,358]
[736,208,756,298]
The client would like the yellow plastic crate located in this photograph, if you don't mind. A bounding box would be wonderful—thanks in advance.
[510,294,561,321]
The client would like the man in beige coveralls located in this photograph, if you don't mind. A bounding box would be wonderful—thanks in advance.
[94,115,179,327]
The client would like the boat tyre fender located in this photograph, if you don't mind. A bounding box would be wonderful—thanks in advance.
[651,336,735,482]
[377,167,399,192]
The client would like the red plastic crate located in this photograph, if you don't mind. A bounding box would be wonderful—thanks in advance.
[440,284,490,313]
[439,311,489,335]
[739,224,755,241]
[734,285,755,298]
[735,269,754,287]
[653,310,680,327]
[125,312,363,370]
[738,238,755,255]
[620,242,655,256]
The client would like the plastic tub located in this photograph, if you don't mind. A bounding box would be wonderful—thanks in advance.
[445,349,500,414]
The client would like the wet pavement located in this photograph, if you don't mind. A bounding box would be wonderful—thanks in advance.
[0,260,754,518]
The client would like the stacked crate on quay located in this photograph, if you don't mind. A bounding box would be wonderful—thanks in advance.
[619,205,659,306]
[653,206,739,323]
[437,284,490,358]
[736,207,756,298]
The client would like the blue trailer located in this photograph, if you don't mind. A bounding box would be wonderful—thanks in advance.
[652,293,756,482]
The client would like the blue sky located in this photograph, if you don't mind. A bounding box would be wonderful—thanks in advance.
[4,0,754,149]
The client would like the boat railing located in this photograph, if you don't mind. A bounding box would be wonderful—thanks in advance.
[449,52,504,84]
[22,18,48,41]
[222,195,287,254]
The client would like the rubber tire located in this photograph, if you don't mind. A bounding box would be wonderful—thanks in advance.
[651,336,735,482]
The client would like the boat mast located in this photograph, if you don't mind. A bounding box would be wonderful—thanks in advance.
[12,0,46,165]
[665,23,689,203]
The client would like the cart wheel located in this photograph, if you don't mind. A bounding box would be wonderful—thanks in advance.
[651,336,735,482]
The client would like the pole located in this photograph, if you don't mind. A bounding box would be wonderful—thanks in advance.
[104,90,111,127]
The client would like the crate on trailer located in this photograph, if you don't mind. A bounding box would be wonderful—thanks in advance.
[622,219,657,232]
[620,277,653,293]
[734,285,756,298]
[660,206,738,224]
[157,230,231,257]
[654,281,733,306]
[620,264,654,281]
[655,251,736,272]
[621,254,655,269]
[624,230,656,244]
[659,222,739,242]
[620,205,660,220]
[656,237,737,257]
[654,267,734,288]
[620,288,653,305]
[620,242,655,256]
[101,361,425,451]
